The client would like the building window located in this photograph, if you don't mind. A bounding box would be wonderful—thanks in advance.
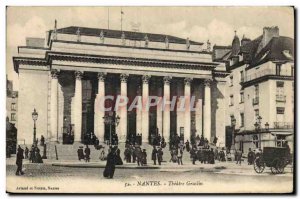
[276,107,285,114]
[11,113,16,121]
[240,92,244,103]
[276,81,284,88]
[229,76,233,86]
[254,84,259,98]
[240,113,244,127]
[291,65,294,76]
[230,95,234,106]
[11,103,16,111]
[255,109,259,118]
[240,71,244,83]
[276,64,281,75]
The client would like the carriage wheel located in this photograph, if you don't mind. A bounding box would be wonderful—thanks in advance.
[276,159,285,174]
[254,157,265,173]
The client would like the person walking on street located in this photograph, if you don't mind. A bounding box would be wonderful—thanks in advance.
[247,148,255,165]
[236,149,242,165]
[103,147,117,179]
[177,148,183,165]
[16,145,24,176]
[157,147,163,165]
[151,146,158,165]
[77,146,84,161]
[142,149,147,166]
[24,146,29,159]
[190,146,197,165]
[185,140,190,152]
[84,145,91,162]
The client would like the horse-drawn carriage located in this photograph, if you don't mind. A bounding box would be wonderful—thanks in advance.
[254,147,292,174]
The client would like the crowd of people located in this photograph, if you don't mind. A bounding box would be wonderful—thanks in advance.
[15,144,44,176]
[13,132,291,179]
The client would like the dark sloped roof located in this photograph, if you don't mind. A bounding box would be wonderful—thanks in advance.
[240,35,262,56]
[250,36,294,67]
[53,26,203,45]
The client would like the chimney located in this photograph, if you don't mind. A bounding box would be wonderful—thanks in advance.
[262,26,279,47]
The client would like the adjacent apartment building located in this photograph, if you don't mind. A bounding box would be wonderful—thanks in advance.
[214,26,294,153]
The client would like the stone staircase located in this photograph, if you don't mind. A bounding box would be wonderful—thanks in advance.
[44,142,193,164]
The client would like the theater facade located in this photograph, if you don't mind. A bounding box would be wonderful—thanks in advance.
[13,25,228,146]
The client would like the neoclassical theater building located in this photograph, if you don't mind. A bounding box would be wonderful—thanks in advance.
[13,24,228,146]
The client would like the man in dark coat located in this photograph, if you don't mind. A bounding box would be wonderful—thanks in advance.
[24,147,29,159]
[185,140,190,152]
[151,146,158,165]
[142,149,147,166]
[247,148,255,165]
[135,146,142,166]
[16,145,24,175]
[29,145,35,163]
[77,146,84,161]
[157,147,163,165]
[190,147,197,165]
[103,147,117,179]
[84,145,91,162]
[209,148,215,164]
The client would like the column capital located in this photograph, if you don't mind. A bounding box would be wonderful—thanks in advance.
[163,76,172,85]
[51,69,59,79]
[75,71,83,80]
[204,79,213,87]
[97,72,107,82]
[120,73,129,83]
[184,77,193,86]
[142,75,151,84]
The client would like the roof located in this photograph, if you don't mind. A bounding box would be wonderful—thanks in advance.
[51,26,203,45]
[225,35,294,69]
[240,35,262,56]
[250,36,294,67]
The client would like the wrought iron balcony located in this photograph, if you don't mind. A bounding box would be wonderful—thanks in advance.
[273,122,294,129]
[276,95,286,102]
[252,97,259,105]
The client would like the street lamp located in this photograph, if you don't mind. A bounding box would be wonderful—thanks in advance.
[265,122,269,131]
[254,116,263,149]
[103,111,120,146]
[231,117,236,150]
[32,108,38,146]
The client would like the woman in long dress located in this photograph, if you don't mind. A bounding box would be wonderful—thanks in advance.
[103,147,117,179]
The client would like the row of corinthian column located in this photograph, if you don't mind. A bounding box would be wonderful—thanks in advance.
[49,70,212,144]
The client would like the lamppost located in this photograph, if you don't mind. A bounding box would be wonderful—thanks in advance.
[265,122,269,131]
[231,117,236,151]
[254,115,262,148]
[32,108,38,146]
[103,111,120,146]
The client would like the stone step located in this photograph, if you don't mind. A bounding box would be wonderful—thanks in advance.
[45,142,193,163]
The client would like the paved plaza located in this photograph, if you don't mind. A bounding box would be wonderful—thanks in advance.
[6,156,293,194]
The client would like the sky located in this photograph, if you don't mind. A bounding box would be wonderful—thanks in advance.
[6,6,294,90]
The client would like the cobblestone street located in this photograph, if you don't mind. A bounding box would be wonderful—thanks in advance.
[6,157,293,194]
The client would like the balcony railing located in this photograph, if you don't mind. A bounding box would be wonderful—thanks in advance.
[252,97,259,105]
[273,122,294,129]
[276,95,286,102]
